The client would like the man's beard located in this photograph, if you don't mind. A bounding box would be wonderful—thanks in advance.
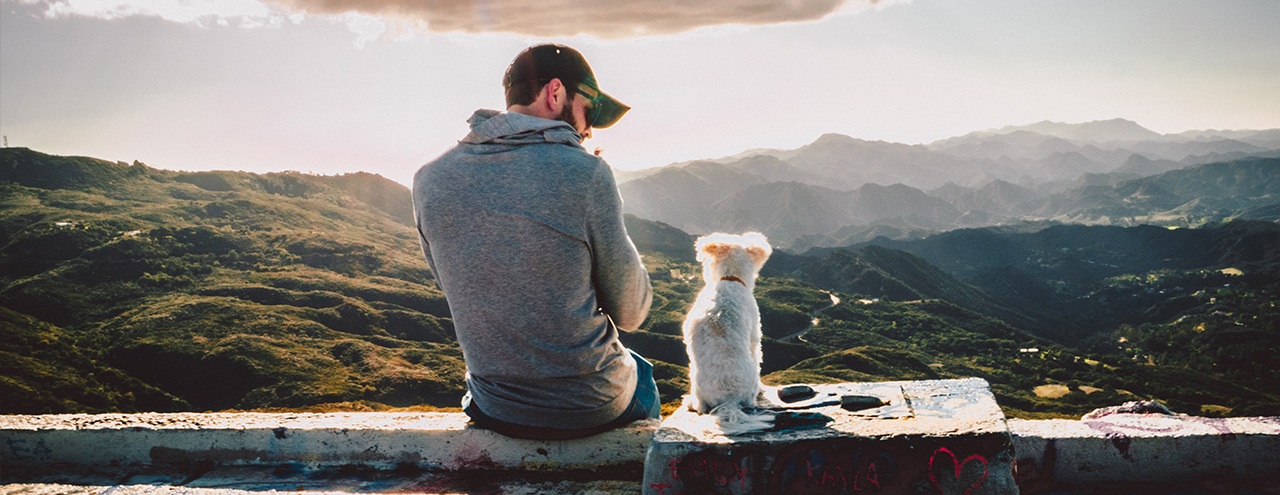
[557,95,580,135]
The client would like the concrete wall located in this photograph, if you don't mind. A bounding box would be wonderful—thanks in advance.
[0,412,657,472]
[1010,415,1280,490]
[4,389,1280,492]
[642,379,1019,495]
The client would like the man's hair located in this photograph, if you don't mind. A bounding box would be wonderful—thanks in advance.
[505,78,579,108]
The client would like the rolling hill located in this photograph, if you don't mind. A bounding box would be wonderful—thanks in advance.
[4,146,1278,420]
[1,148,462,412]
[615,120,1279,249]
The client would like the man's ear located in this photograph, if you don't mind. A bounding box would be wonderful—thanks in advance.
[542,78,565,113]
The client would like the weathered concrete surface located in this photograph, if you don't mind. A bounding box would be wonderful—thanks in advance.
[2,464,644,495]
[1010,415,1280,491]
[0,412,658,472]
[642,378,1018,494]
[8,384,1280,494]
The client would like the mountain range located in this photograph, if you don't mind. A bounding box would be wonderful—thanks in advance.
[3,118,1278,419]
[618,119,1280,249]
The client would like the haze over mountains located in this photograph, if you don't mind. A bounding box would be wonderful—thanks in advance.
[2,118,1278,420]
[618,119,1280,250]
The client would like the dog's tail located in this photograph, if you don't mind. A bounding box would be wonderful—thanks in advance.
[709,403,775,435]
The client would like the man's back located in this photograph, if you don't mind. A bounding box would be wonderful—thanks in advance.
[413,109,651,430]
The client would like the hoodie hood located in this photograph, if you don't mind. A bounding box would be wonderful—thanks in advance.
[461,109,584,148]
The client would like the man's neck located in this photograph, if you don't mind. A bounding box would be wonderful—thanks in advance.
[508,104,555,121]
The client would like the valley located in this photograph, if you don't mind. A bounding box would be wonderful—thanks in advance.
[2,119,1277,419]
[618,120,1280,250]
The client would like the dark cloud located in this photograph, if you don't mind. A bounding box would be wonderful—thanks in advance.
[267,0,894,38]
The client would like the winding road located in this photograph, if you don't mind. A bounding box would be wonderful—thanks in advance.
[779,291,841,343]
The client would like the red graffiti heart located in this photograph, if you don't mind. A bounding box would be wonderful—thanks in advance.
[929,447,989,495]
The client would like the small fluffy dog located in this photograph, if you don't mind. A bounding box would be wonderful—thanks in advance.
[683,232,775,435]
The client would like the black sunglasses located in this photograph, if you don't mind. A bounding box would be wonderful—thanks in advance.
[573,84,603,127]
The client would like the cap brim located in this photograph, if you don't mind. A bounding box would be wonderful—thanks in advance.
[591,92,630,129]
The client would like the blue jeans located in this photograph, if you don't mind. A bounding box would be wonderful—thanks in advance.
[462,349,661,440]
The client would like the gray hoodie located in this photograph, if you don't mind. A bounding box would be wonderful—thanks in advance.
[413,109,653,429]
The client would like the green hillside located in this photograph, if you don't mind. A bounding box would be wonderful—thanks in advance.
[1,148,463,412]
[1078,157,1280,221]
[3,148,1276,419]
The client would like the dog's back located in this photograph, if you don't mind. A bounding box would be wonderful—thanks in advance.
[683,232,774,435]
[685,281,761,410]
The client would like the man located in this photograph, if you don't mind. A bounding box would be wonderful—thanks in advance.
[413,44,658,439]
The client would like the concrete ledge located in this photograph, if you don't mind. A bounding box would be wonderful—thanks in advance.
[6,385,1280,493]
[1010,415,1280,489]
[0,412,658,472]
[643,378,1018,494]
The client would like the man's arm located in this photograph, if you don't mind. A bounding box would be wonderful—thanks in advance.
[415,221,444,290]
[413,173,444,292]
[586,163,652,331]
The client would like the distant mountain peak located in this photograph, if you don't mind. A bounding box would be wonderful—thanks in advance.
[995,118,1137,132]
[993,119,1164,143]
[813,133,858,144]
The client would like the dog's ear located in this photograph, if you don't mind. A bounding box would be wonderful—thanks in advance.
[695,236,730,262]
[698,242,731,262]
[742,232,772,265]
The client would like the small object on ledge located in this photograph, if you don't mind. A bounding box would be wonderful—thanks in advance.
[767,411,834,432]
[840,395,887,412]
[777,385,817,403]
[1082,400,1175,419]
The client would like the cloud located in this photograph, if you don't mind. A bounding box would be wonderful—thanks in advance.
[10,0,387,46]
[266,0,910,38]
[340,11,386,48]
[13,0,289,28]
[11,0,908,41]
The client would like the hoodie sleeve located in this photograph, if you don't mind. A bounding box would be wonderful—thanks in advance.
[585,162,652,331]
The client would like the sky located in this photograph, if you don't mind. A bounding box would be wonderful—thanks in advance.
[2,0,1279,186]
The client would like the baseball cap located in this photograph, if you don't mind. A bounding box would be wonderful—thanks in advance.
[504,44,631,129]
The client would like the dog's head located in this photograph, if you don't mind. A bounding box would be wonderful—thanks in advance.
[694,232,772,283]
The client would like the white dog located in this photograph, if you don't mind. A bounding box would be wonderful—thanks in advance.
[683,232,775,435]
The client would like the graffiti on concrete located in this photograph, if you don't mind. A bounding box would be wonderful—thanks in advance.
[1083,415,1280,460]
[662,452,750,491]
[928,447,989,495]
[651,440,1004,494]
[768,442,897,493]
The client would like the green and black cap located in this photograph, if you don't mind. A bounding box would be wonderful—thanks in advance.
[504,44,631,129]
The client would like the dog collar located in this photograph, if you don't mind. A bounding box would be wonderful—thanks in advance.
[720,276,747,286]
